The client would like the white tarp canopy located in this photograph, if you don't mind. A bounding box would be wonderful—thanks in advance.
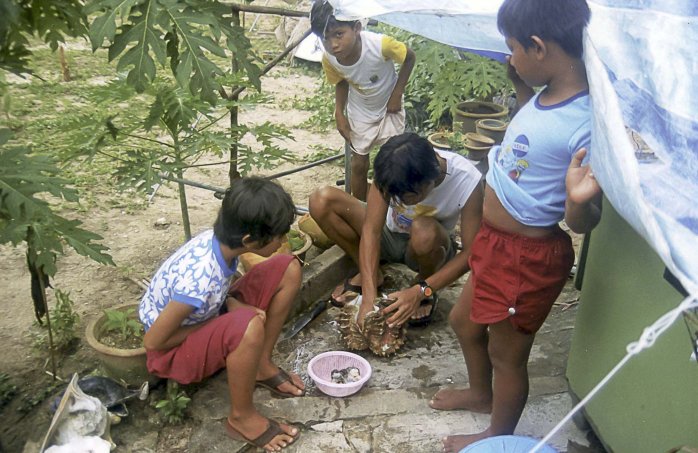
[329,0,698,298]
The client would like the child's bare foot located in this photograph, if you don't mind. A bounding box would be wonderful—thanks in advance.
[442,432,489,453]
[257,365,305,397]
[429,387,492,413]
[226,414,299,452]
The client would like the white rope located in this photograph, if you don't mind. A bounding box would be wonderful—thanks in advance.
[530,294,698,453]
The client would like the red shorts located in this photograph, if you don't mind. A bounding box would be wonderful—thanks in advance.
[146,254,296,384]
[468,221,574,334]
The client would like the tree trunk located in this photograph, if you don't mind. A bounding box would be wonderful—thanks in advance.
[58,46,71,82]
[175,168,192,241]
[228,8,242,186]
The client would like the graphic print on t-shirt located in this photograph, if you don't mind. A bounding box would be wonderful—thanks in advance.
[495,134,530,184]
[390,203,438,233]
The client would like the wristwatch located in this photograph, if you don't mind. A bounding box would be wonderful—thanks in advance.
[417,280,434,298]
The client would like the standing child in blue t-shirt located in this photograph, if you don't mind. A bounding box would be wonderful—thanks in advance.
[430,0,603,450]
[139,177,304,452]
[310,0,416,202]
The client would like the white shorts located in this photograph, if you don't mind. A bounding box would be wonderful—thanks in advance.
[348,110,406,156]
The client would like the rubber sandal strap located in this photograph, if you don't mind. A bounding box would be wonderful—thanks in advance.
[251,419,284,447]
[257,368,291,389]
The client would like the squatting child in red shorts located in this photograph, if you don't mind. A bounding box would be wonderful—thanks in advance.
[429,0,603,451]
[139,177,304,452]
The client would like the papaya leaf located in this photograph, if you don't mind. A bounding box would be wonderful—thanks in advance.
[0,0,87,74]
[0,139,113,276]
[109,0,168,92]
[164,4,227,104]
[86,0,138,51]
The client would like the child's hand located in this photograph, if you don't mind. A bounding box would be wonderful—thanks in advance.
[335,112,351,142]
[386,93,402,113]
[566,148,601,205]
[382,286,421,327]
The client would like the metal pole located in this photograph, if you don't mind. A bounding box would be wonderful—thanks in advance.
[343,141,352,193]
[248,0,271,32]
[264,152,343,180]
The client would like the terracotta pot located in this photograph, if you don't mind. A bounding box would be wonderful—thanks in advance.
[463,143,492,161]
[475,118,508,145]
[427,132,452,150]
[464,132,495,148]
[453,101,508,134]
[239,230,312,273]
[298,213,334,249]
[85,303,152,385]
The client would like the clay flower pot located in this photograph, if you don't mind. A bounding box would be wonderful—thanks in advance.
[453,101,508,134]
[463,143,493,161]
[427,132,452,150]
[85,303,151,385]
[475,118,508,145]
[464,132,495,148]
[299,213,333,249]
[239,230,312,273]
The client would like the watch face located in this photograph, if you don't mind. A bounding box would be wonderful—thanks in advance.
[423,286,433,297]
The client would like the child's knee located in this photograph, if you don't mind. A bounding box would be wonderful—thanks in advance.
[309,186,336,217]
[409,217,445,254]
[240,315,265,348]
[448,307,466,331]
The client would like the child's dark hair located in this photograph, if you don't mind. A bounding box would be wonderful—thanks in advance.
[497,0,591,59]
[214,177,295,249]
[373,133,441,201]
[310,0,359,37]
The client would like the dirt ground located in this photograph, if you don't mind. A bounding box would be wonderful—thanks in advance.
[0,14,589,453]
[0,57,347,451]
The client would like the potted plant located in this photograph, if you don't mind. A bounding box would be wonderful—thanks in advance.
[85,303,151,385]
[453,101,509,134]
[427,131,453,150]
[475,118,508,145]
[238,229,313,273]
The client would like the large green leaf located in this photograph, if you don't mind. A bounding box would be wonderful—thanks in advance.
[110,1,167,92]
[0,0,88,74]
[87,0,139,51]
[87,0,262,104]
[0,142,113,276]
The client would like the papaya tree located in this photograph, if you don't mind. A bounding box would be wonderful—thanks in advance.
[0,128,114,373]
[84,0,294,189]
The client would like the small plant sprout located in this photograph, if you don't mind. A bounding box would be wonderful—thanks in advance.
[155,381,191,424]
[33,289,80,352]
[103,307,144,340]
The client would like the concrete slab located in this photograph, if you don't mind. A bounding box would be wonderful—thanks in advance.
[111,248,603,452]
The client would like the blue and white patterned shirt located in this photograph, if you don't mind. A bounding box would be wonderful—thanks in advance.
[139,230,239,331]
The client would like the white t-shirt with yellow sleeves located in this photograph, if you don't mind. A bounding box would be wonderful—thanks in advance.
[322,31,407,122]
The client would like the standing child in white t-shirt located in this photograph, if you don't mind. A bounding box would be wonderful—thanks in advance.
[310,0,416,201]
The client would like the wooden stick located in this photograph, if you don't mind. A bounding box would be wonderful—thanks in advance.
[230,28,312,99]
[226,2,308,18]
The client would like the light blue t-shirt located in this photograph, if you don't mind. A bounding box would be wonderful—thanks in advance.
[139,230,238,331]
[486,90,591,227]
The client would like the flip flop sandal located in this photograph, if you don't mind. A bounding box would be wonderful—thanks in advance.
[225,418,299,450]
[408,292,439,328]
[329,278,362,307]
[255,368,305,398]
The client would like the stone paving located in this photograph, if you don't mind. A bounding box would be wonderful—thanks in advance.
[103,249,602,453]
[178,262,598,453]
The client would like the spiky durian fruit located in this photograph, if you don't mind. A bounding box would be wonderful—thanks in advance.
[337,297,406,356]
